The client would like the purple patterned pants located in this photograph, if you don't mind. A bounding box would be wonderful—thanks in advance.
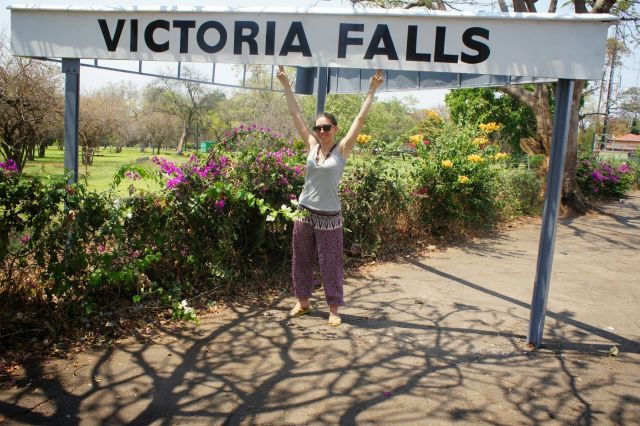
[292,219,344,306]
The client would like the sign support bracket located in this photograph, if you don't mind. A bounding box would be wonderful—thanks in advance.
[62,58,80,185]
[527,78,575,348]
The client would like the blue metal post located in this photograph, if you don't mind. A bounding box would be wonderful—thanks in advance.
[62,59,80,184]
[315,67,329,116]
[527,79,575,348]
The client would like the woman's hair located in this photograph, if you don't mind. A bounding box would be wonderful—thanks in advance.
[316,112,337,126]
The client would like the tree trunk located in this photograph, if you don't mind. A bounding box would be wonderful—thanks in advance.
[82,146,95,165]
[500,82,589,214]
[176,129,187,154]
[513,0,528,12]
[11,145,28,172]
[562,80,590,213]
[498,84,552,155]
[176,123,189,154]
[534,85,553,154]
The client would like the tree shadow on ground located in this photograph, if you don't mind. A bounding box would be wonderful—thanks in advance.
[1,267,638,425]
[560,193,640,249]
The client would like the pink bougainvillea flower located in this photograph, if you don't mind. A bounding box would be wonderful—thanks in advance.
[0,159,18,173]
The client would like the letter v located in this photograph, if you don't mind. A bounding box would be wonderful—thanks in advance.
[98,19,125,51]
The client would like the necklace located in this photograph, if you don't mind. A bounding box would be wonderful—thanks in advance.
[316,143,337,166]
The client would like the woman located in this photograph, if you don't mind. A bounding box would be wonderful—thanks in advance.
[276,65,384,326]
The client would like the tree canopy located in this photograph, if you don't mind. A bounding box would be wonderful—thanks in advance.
[149,67,226,153]
[0,40,63,170]
[446,88,537,155]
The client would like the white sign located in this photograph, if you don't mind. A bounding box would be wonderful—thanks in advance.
[9,6,616,79]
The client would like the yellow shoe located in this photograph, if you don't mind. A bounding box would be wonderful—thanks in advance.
[328,314,342,327]
[289,304,312,317]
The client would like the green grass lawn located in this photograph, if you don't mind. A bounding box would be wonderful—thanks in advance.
[24,146,190,194]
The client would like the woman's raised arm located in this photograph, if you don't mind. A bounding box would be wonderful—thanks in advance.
[276,65,316,150]
[339,69,384,159]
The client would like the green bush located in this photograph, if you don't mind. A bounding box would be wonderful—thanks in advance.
[577,155,636,198]
[0,122,564,340]
[632,154,640,188]
[225,128,306,265]
[340,155,412,256]
[0,167,153,319]
[527,153,546,173]
[495,166,543,217]
[412,125,509,234]
[0,128,302,335]
[0,168,67,263]
[231,131,306,207]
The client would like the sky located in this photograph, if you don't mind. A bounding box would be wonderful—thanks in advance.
[2,0,639,110]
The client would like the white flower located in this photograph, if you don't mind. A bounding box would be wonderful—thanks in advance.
[180,299,188,308]
[266,214,276,222]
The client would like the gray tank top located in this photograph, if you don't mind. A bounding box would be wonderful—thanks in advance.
[298,144,346,212]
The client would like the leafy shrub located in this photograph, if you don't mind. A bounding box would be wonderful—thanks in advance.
[631,155,640,188]
[340,155,412,256]
[0,170,65,325]
[495,166,543,217]
[0,167,156,325]
[221,123,288,152]
[0,128,303,337]
[138,137,302,291]
[224,128,306,262]
[0,165,66,263]
[412,125,508,233]
[577,155,636,198]
[409,109,446,145]
[1,121,557,343]
[234,145,305,207]
[527,153,547,174]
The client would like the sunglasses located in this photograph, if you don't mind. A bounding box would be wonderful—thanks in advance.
[312,124,334,133]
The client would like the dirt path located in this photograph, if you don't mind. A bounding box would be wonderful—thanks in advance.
[2,193,639,425]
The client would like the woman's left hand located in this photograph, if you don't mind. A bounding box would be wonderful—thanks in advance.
[276,65,290,87]
[369,69,384,92]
